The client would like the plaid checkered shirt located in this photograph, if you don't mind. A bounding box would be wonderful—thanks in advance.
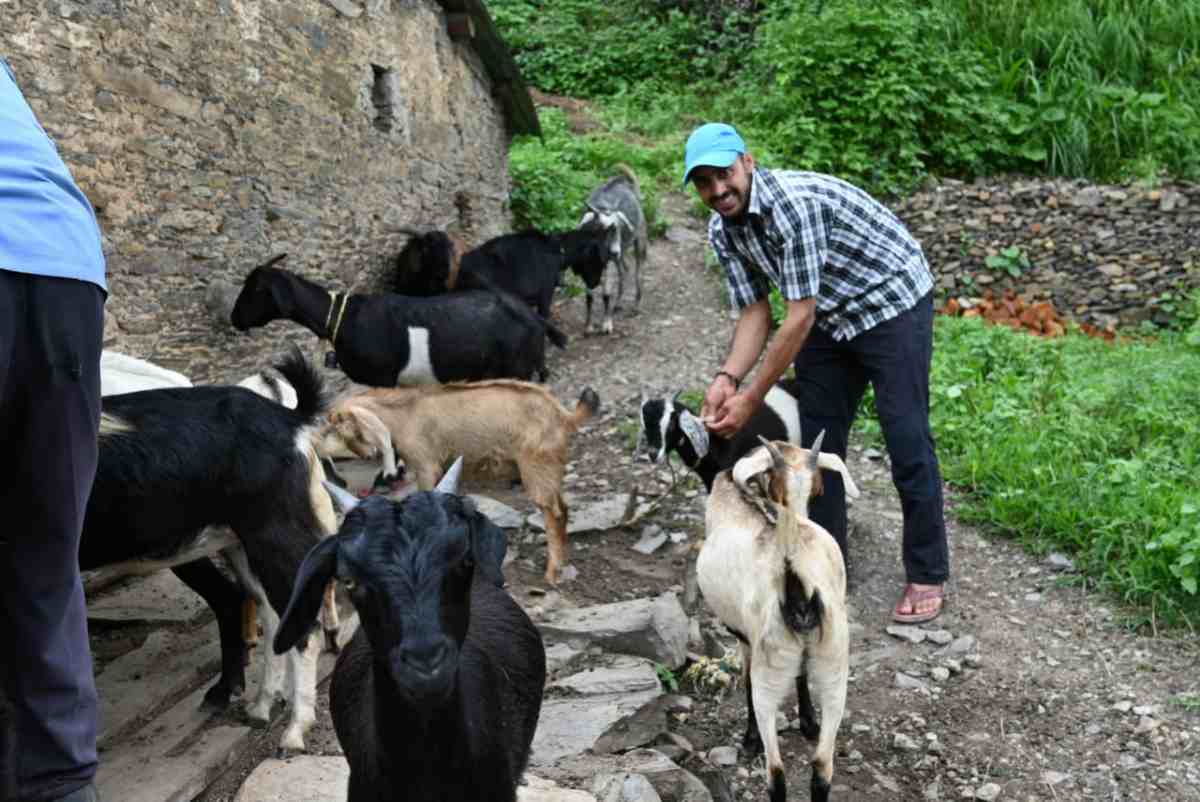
[708,168,933,341]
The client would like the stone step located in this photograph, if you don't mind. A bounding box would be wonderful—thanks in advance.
[96,624,223,748]
[88,570,209,625]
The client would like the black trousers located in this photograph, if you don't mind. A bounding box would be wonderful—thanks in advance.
[791,293,949,585]
[0,270,104,802]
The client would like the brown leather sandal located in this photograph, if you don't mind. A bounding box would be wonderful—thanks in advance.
[892,583,946,624]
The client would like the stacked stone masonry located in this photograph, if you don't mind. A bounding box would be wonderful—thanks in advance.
[3,0,514,382]
[894,176,1200,331]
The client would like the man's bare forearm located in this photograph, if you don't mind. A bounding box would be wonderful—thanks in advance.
[742,299,815,402]
[720,300,771,382]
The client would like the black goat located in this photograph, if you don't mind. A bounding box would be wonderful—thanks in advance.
[231,256,565,386]
[83,347,335,752]
[393,228,609,324]
[274,465,545,802]
[638,383,803,492]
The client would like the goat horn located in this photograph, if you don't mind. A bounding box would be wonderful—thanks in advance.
[323,479,360,515]
[671,389,685,406]
[807,430,826,473]
[756,435,785,469]
[435,456,464,494]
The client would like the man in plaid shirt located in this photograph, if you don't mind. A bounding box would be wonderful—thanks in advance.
[684,122,948,624]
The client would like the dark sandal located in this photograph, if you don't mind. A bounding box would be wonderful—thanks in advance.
[892,583,946,624]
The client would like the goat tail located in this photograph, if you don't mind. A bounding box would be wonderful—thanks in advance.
[569,387,600,430]
[545,320,568,350]
[614,163,641,197]
[273,344,329,424]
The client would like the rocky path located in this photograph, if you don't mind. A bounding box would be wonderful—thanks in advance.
[86,190,1199,802]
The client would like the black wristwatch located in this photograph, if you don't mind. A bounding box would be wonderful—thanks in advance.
[715,370,742,390]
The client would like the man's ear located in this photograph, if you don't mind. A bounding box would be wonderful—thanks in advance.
[740,152,755,172]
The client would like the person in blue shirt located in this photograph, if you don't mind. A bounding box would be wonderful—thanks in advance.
[1,57,107,802]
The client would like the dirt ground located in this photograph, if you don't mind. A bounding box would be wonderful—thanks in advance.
[196,190,1200,801]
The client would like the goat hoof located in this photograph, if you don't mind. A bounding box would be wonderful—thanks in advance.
[601,320,614,335]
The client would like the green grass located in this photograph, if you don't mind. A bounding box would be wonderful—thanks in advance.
[918,318,1200,629]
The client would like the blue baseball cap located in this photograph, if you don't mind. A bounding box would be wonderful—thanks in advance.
[682,123,746,186]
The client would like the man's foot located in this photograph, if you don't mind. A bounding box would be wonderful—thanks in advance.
[892,582,945,624]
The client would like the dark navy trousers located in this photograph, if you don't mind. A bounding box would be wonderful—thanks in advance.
[791,293,949,585]
[0,270,103,802]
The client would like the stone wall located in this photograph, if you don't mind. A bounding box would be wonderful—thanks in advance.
[894,177,1200,331]
[3,0,514,382]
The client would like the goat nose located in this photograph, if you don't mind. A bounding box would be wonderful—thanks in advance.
[403,641,449,676]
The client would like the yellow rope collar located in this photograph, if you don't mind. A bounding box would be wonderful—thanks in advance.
[325,291,350,345]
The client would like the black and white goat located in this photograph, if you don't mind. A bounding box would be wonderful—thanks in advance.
[638,383,802,492]
[273,463,546,802]
[392,228,608,326]
[84,348,337,752]
[698,436,859,802]
[230,256,565,386]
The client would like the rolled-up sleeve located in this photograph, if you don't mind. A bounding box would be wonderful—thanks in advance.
[709,218,769,310]
[773,195,827,301]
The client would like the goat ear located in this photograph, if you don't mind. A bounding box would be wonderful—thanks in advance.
[274,535,339,655]
[678,410,710,459]
[470,512,509,588]
[436,456,464,494]
[323,479,360,515]
[816,452,861,499]
[614,210,635,233]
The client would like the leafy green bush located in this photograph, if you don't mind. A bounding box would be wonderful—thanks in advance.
[489,0,755,98]
[928,318,1200,627]
[730,1,1042,194]
[508,109,676,232]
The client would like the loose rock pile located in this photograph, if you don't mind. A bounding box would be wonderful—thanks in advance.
[895,176,1200,331]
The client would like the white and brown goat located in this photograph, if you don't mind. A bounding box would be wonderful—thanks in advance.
[318,380,599,585]
[698,435,859,802]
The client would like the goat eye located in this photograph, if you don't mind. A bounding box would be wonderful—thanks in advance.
[341,577,357,591]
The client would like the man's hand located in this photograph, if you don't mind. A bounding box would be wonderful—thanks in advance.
[701,374,737,422]
[706,391,761,438]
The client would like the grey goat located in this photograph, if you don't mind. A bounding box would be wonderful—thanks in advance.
[577,164,648,334]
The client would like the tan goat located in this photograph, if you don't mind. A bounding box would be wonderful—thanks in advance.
[318,380,599,585]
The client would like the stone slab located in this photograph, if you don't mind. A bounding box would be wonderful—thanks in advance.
[97,646,342,802]
[531,688,662,767]
[96,624,222,747]
[469,494,527,529]
[550,655,661,696]
[528,494,633,534]
[87,570,210,624]
[539,593,689,668]
[521,775,599,802]
[234,756,349,802]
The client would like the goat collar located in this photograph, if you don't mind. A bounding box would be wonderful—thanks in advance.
[325,291,350,345]
[678,410,709,459]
